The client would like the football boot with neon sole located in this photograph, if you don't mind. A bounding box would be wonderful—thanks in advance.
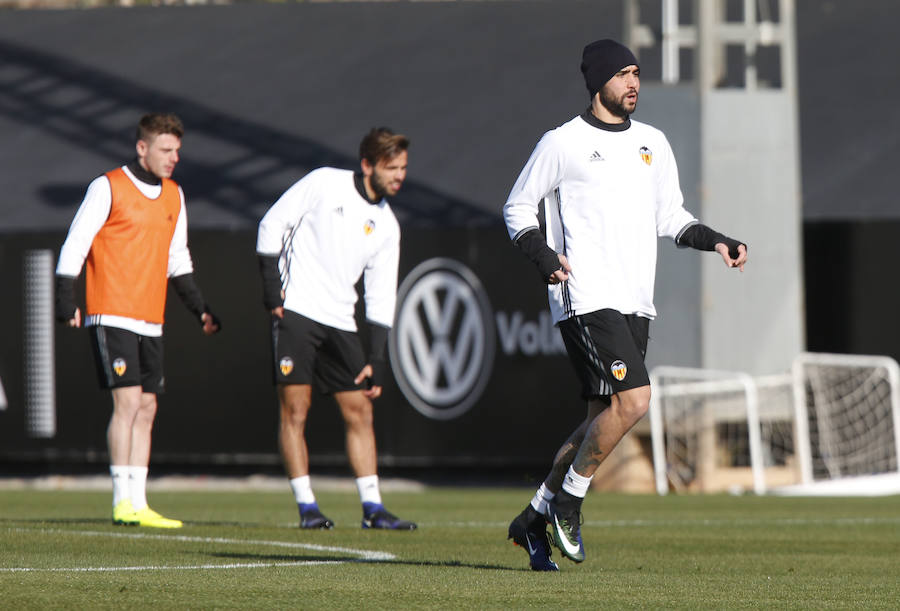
[546,499,585,563]
[112,499,139,526]
[129,505,183,529]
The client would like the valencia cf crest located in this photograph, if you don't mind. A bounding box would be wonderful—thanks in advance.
[113,358,127,377]
[363,219,376,235]
[639,146,652,165]
[610,360,627,381]
[279,356,294,376]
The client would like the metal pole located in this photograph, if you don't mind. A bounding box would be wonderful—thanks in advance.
[23,249,56,438]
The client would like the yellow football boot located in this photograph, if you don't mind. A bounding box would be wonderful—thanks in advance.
[130,506,183,529]
[112,499,139,526]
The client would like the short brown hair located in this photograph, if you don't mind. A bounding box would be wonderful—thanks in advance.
[136,113,184,143]
[359,127,409,165]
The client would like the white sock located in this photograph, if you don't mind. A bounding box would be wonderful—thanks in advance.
[561,465,593,499]
[110,465,130,507]
[530,482,555,515]
[129,466,149,510]
[289,476,316,505]
[356,475,382,506]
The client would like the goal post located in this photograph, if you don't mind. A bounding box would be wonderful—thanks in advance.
[649,353,900,496]
[649,367,769,496]
[783,352,900,494]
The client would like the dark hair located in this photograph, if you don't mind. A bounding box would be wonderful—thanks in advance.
[359,127,409,165]
[136,113,184,143]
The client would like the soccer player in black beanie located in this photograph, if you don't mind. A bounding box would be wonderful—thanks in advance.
[504,39,748,570]
[581,38,639,99]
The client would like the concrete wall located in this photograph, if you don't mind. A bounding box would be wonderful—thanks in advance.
[700,91,804,374]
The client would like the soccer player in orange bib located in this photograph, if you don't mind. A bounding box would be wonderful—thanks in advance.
[56,113,220,528]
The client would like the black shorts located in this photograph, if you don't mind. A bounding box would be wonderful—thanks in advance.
[88,326,165,393]
[558,309,651,401]
[272,310,367,393]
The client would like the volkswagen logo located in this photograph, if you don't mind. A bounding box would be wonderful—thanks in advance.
[389,258,495,420]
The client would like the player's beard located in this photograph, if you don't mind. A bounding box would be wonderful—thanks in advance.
[369,169,398,199]
[600,88,637,119]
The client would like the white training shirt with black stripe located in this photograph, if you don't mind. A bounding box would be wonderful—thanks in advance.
[504,111,697,324]
[257,167,400,332]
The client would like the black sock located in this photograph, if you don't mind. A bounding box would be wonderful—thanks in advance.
[554,489,584,513]
[524,504,543,524]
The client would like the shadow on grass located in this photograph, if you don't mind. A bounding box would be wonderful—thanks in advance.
[0,517,110,526]
[208,551,522,572]
[2,519,535,572]
[0,517,284,529]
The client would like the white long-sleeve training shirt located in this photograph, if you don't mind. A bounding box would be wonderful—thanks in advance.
[504,111,697,324]
[56,165,194,337]
[256,167,401,332]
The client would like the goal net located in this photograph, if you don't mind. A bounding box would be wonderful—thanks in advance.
[649,367,794,495]
[777,353,900,496]
[648,353,900,496]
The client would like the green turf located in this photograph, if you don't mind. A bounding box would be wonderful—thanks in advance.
[2,487,899,609]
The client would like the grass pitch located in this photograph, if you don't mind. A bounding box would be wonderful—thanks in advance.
[2,484,899,609]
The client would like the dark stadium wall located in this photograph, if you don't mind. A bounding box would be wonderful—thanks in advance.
[7,218,896,474]
[0,228,590,475]
[0,2,630,475]
[803,221,900,362]
[0,2,624,232]
[1,1,897,228]
[3,1,900,475]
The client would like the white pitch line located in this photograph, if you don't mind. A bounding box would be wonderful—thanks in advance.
[2,527,397,573]
[1,561,346,573]
[7,527,397,560]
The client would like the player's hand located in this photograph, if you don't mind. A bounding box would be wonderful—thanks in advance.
[200,311,221,335]
[716,243,747,272]
[354,364,382,399]
[67,308,82,328]
[549,254,571,284]
[271,306,285,319]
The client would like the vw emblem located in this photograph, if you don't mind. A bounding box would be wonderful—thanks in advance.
[389,258,495,420]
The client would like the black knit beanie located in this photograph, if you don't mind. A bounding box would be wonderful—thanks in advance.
[580,39,639,98]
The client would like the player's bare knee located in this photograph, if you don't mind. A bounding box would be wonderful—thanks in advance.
[279,397,310,429]
[133,404,157,428]
[111,386,142,415]
[617,387,650,424]
[340,398,373,428]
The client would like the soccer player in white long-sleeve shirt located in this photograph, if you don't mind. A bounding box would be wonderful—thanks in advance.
[256,127,416,530]
[504,40,748,570]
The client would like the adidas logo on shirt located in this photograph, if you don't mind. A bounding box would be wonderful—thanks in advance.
[588,150,605,162]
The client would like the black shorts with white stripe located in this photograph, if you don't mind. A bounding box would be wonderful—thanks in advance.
[88,325,164,393]
[271,309,367,393]
[558,309,650,401]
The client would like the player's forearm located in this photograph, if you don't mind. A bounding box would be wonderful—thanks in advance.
[676,223,746,259]
[257,254,284,310]
[169,273,213,324]
[513,227,564,283]
[54,274,79,322]
[366,321,390,387]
